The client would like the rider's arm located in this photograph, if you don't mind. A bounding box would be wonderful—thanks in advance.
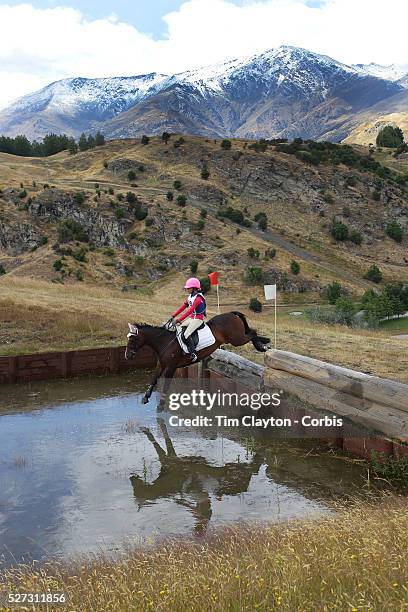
[177,295,204,323]
[172,301,188,318]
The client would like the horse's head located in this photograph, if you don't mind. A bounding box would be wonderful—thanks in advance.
[125,323,145,360]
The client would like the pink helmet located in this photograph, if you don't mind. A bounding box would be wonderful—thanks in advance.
[184,277,201,289]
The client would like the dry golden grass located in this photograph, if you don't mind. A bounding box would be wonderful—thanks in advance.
[1,498,407,611]
[1,276,407,382]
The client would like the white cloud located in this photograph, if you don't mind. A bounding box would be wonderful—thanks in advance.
[0,0,408,110]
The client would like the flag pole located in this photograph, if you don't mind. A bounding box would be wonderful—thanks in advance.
[216,284,220,314]
[274,295,277,349]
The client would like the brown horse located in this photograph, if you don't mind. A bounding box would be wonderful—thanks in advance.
[125,311,270,404]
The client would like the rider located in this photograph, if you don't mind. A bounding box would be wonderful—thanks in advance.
[169,277,206,362]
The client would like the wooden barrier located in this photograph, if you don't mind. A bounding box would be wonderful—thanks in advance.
[0,345,157,384]
[264,349,408,441]
[200,348,408,460]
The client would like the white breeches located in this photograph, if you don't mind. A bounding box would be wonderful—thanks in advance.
[180,318,203,338]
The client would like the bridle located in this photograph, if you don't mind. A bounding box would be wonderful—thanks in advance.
[126,324,178,359]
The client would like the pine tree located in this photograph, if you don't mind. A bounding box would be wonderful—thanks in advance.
[376,126,404,148]
[87,135,96,149]
[68,138,78,155]
[78,133,88,151]
[95,131,105,146]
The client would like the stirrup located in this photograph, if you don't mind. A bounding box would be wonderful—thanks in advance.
[190,353,198,363]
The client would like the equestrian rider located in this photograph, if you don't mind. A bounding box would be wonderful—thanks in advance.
[168,277,206,362]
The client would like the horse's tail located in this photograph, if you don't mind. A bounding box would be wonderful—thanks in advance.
[232,311,270,352]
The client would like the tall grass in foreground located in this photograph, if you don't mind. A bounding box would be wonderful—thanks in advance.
[1,498,407,611]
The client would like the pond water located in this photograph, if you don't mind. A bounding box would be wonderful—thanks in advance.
[0,373,370,567]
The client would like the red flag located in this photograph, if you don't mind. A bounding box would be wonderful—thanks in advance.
[208,271,219,286]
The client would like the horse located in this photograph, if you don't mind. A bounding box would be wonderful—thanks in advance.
[125,311,270,404]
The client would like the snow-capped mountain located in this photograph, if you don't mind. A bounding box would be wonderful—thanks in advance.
[0,46,404,142]
[354,62,408,84]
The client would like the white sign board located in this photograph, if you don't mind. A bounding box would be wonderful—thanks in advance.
[264,284,277,300]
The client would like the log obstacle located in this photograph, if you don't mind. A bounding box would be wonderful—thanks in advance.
[264,350,408,440]
[196,348,408,459]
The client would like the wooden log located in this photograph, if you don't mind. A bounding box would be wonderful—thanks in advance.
[206,349,264,390]
[265,350,408,413]
[264,369,408,439]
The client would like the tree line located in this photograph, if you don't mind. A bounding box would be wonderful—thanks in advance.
[0,131,105,157]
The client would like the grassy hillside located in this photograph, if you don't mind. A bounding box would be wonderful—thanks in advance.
[0,135,407,379]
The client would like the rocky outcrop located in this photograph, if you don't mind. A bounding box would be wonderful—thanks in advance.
[107,158,147,174]
[264,267,321,293]
[0,220,44,255]
[28,189,135,250]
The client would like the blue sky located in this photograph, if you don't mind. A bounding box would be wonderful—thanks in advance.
[0,0,407,110]
[3,0,186,37]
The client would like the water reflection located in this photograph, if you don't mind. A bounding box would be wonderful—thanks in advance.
[132,418,263,534]
[0,373,369,567]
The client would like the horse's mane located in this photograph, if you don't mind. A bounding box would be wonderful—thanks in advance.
[132,322,172,335]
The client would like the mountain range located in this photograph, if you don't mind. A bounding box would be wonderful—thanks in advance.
[1,46,407,144]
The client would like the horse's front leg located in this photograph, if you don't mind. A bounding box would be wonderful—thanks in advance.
[143,363,163,404]
[157,366,176,411]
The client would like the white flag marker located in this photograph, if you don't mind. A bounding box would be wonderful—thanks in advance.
[264,284,277,349]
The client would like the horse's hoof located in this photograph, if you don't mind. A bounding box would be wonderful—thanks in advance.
[142,396,149,405]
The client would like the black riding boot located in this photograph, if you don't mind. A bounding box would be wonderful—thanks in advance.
[185,335,198,362]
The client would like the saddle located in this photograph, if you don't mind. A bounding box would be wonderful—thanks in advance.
[180,322,205,349]
[176,323,216,354]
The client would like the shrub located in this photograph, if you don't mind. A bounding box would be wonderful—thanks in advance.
[386,221,403,243]
[350,230,363,245]
[53,259,63,272]
[117,193,124,201]
[264,248,276,259]
[0,264,6,275]
[373,190,381,201]
[331,219,349,241]
[335,296,355,326]
[73,191,85,205]
[126,192,137,204]
[127,170,136,181]
[199,277,211,294]
[326,281,342,305]
[244,267,264,285]
[75,269,84,281]
[145,217,154,227]
[19,189,27,199]
[220,139,232,150]
[40,236,48,245]
[141,135,150,145]
[196,219,205,231]
[247,247,260,259]
[132,202,148,221]
[249,297,262,312]
[201,167,210,180]
[177,195,187,207]
[108,187,114,195]
[138,165,145,172]
[190,260,198,274]
[173,137,185,148]
[173,180,182,190]
[364,265,383,283]
[115,208,124,220]
[166,191,174,201]
[162,132,171,143]
[290,260,300,275]
[72,247,87,262]
[57,220,88,243]
[200,208,207,219]
[258,216,267,231]
[104,248,115,257]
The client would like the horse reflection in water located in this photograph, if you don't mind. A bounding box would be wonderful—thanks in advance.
[130,418,263,535]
